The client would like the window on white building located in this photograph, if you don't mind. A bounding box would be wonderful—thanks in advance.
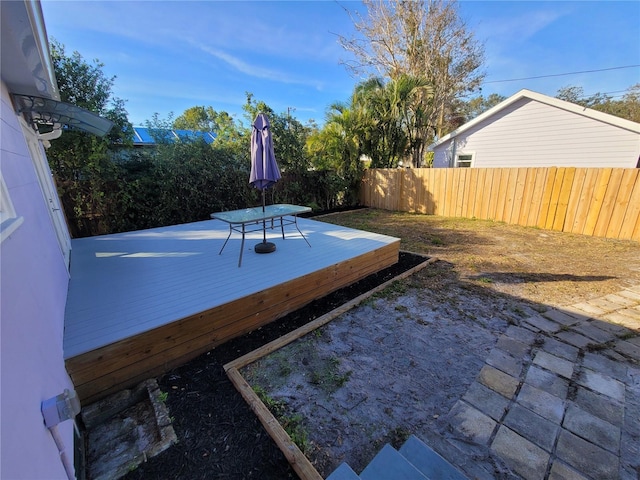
[456,153,474,168]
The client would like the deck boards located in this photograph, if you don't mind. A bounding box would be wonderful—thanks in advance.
[64,217,400,403]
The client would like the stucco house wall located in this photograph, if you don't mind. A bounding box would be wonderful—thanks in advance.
[1,2,77,477]
[431,89,640,168]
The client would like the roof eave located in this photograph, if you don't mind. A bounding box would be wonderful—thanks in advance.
[428,88,640,151]
[1,0,59,100]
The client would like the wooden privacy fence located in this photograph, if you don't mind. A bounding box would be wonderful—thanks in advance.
[360,167,640,242]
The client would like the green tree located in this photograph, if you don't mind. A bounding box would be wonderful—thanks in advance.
[556,84,640,123]
[173,106,247,153]
[339,0,485,139]
[458,93,506,122]
[313,75,433,169]
[46,40,133,237]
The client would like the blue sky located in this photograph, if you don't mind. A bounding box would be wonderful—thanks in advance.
[41,1,640,128]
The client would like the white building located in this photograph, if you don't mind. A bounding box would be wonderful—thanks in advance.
[429,89,640,169]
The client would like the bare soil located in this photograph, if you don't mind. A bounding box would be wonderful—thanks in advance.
[123,209,640,480]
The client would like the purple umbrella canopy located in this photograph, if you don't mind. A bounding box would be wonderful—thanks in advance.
[249,113,280,253]
[249,113,281,190]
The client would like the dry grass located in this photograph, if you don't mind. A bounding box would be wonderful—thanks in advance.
[321,209,640,307]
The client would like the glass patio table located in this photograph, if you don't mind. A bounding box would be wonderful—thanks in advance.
[210,204,312,267]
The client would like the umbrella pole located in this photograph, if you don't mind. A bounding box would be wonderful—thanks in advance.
[262,189,267,242]
[255,188,276,254]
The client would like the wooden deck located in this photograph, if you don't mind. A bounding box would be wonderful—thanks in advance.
[64,217,400,404]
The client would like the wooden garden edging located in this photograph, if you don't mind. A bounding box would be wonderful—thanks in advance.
[224,253,436,480]
[360,168,640,242]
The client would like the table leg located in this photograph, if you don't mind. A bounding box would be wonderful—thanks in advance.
[238,223,246,267]
[294,216,311,247]
[219,225,233,255]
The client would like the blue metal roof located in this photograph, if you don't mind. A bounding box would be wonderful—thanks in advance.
[132,127,216,145]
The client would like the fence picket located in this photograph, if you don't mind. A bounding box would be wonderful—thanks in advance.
[607,169,639,238]
[360,167,639,242]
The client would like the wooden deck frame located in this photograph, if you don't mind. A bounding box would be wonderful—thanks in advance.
[65,219,401,404]
[224,254,436,480]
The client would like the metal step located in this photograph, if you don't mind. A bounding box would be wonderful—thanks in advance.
[399,435,468,480]
[359,444,428,480]
[325,435,469,480]
[325,462,360,480]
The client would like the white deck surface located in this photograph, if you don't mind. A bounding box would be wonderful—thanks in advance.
[63,217,399,359]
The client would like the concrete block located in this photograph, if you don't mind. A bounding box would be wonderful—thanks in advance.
[541,337,579,362]
[548,460,589,480]
[603,293,638,308]
[478,365,520,399]
[576,368,625,402]
[504,325,537,345]
[448,401,497,446]
[588,319,631,336]
[582,351,628,381]
[614,339,640,361]
[542,309,581,326]
[602,312,640,331]
[573,387,624,427]
[486,348,524,377]
[462,381,510,421]
[570,322,615,344]
[525,365,569,398]
[569,302,606,316]
[517,384,565,423]
[617,308,640,320]
[523,315,561,333]
[496,335,530,358]
[555,429,619,479]
[491,426,549,480]
[624,284,640,294]
[588,297,626,313]
[562,404,621,454]
[559,305,594,323]
[533,351,574,379]
[618,289,640,302]
[503,404,560,452]
[554,330,594,349]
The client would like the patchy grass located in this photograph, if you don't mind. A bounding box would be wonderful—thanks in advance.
[321,209,640,307]
[252,386,311,455]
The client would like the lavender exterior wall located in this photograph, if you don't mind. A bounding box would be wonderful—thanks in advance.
[1,80,75,479]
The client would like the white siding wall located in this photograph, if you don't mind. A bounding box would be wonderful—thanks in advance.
[433,98,640,168]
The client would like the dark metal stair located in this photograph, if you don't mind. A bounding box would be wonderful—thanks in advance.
[326,435,468,480]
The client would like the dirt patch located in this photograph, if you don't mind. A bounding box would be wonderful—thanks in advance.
[241,274,538,476]
[123,209,640,480]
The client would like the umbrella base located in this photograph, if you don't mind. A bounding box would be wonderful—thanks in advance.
[255,241,276,254]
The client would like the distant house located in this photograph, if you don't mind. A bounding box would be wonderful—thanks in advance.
[1,2,111,478]
[429,89,640,169]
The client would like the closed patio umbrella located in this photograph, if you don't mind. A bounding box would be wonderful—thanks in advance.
[250,113,281,253]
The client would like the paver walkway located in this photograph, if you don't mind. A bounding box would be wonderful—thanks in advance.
[444,285,640,479]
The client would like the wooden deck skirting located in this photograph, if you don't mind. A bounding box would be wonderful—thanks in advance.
[66,238,400,404]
